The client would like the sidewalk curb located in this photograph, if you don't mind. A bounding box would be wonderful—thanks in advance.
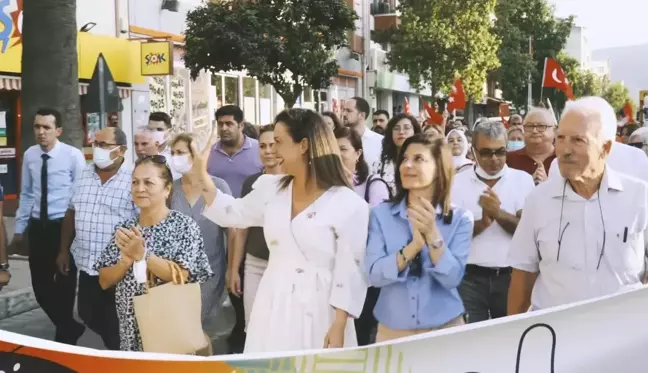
[0,287,38,320]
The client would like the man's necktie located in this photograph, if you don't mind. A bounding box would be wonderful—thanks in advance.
[40,153,49,221]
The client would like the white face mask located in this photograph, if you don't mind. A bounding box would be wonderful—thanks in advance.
[472,149,508,180]
[93,146,119,169]
[170,154,193,175]
[151,130,167,145]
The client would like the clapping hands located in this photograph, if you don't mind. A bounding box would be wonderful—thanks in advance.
[115,226,145,262]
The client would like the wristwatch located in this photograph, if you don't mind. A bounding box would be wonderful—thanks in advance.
[0,263,10,271]
[428,238,445,249]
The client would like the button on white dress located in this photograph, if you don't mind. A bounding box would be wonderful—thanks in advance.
[203,174,370,353]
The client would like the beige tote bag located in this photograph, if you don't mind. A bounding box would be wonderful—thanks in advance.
[133,260,208,354]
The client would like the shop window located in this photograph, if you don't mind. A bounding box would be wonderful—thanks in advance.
[259,84,272,124]
[303,87,313,103]
[212,75,223,109]
[243,77,257,124]
[224,76,239,106]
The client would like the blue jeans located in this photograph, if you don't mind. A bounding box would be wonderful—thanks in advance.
[458,265,511,323]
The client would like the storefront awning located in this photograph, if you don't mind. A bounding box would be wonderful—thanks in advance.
[0,76,131,99]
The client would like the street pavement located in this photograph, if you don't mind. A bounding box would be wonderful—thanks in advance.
[0,295,236,354]
[0,308,106,349]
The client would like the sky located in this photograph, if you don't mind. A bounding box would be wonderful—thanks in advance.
[549,0,647,50]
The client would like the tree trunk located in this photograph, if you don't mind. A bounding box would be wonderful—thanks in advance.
[21,0,82,150]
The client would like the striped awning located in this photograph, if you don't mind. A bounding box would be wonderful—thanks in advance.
[78,83,131,99]
[0,75,131,99]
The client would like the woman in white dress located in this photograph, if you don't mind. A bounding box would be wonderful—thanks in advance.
[195,109,370,353]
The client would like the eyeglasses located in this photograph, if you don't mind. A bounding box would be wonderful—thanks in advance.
[92,141,120,149]
[476,148,507,158]
[523,123,552,133]
[556,181,606,270]
[392,125,414,133]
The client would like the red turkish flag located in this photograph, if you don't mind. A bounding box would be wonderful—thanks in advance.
[404,97,411,114]
[447,79,466,112]
[542,58,574,100]
[421,98,444,126]
[624,102,636,124]
[499,104,510,128]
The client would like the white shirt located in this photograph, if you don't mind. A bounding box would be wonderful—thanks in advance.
[451,167,535,268]
[360,127,383,169]
[549,142,648,183]
[508,167,648,310]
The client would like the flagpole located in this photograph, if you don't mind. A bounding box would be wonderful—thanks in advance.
[527,36,533,111]
[539,57,548,104]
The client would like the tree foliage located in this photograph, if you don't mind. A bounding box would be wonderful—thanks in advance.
[493,0,573,108]
[386,0,501,99]
[183,0,357,108]
[22,0,81,149]
[557,52,602,98]
[602,81,634,113]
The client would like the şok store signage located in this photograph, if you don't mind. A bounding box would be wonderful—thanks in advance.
[140,40,174,76]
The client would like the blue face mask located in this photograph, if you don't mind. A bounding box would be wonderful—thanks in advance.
[507,140,525,151]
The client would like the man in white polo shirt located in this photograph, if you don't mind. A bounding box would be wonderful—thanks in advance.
[343,97,383,167]
[508,97,648,314]
[451,120,535,323]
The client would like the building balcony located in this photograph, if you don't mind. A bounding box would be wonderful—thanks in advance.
[371,0,400,31]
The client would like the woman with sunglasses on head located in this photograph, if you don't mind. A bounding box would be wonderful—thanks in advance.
[197,109,370,353]
[168,133,233,352]
[373,113,422,193]
[365,134,474,342]
[95,156,214,352]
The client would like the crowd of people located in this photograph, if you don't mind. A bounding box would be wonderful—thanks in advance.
[7,95,648,356]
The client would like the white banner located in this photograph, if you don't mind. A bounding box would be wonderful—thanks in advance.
[1,287,647,372]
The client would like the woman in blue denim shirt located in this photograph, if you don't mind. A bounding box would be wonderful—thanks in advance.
[365,134,474,342]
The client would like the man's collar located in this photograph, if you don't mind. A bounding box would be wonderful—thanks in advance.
[550,166,624,198]
[40,140,61,158]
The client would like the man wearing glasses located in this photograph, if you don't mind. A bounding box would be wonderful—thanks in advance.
[56,127,138,350]
[506,108,557,185]
[508,97,648,314]
[451,121,535,323]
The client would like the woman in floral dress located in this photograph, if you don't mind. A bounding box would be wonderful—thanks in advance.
[95,156,213,351]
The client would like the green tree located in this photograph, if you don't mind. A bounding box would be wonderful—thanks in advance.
[493,0,573,108]
[183,0,357,108]
[556,52,601,98]
[22,0,82,149]
[602,81,634,113]
[385,0,501,100]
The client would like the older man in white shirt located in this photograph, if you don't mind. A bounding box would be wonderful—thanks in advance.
[508,97,648,314]
[548,133,648,182]
[452,120,535,323]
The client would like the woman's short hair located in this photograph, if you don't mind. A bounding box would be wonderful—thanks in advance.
[392,134,455,219]
[135,155,173,188]
[170,132,197,157]
[258,124,274,138]
[322,111,343,131]
[333,126,369,185]
[507,126,524,137]
[274,109,350,190]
